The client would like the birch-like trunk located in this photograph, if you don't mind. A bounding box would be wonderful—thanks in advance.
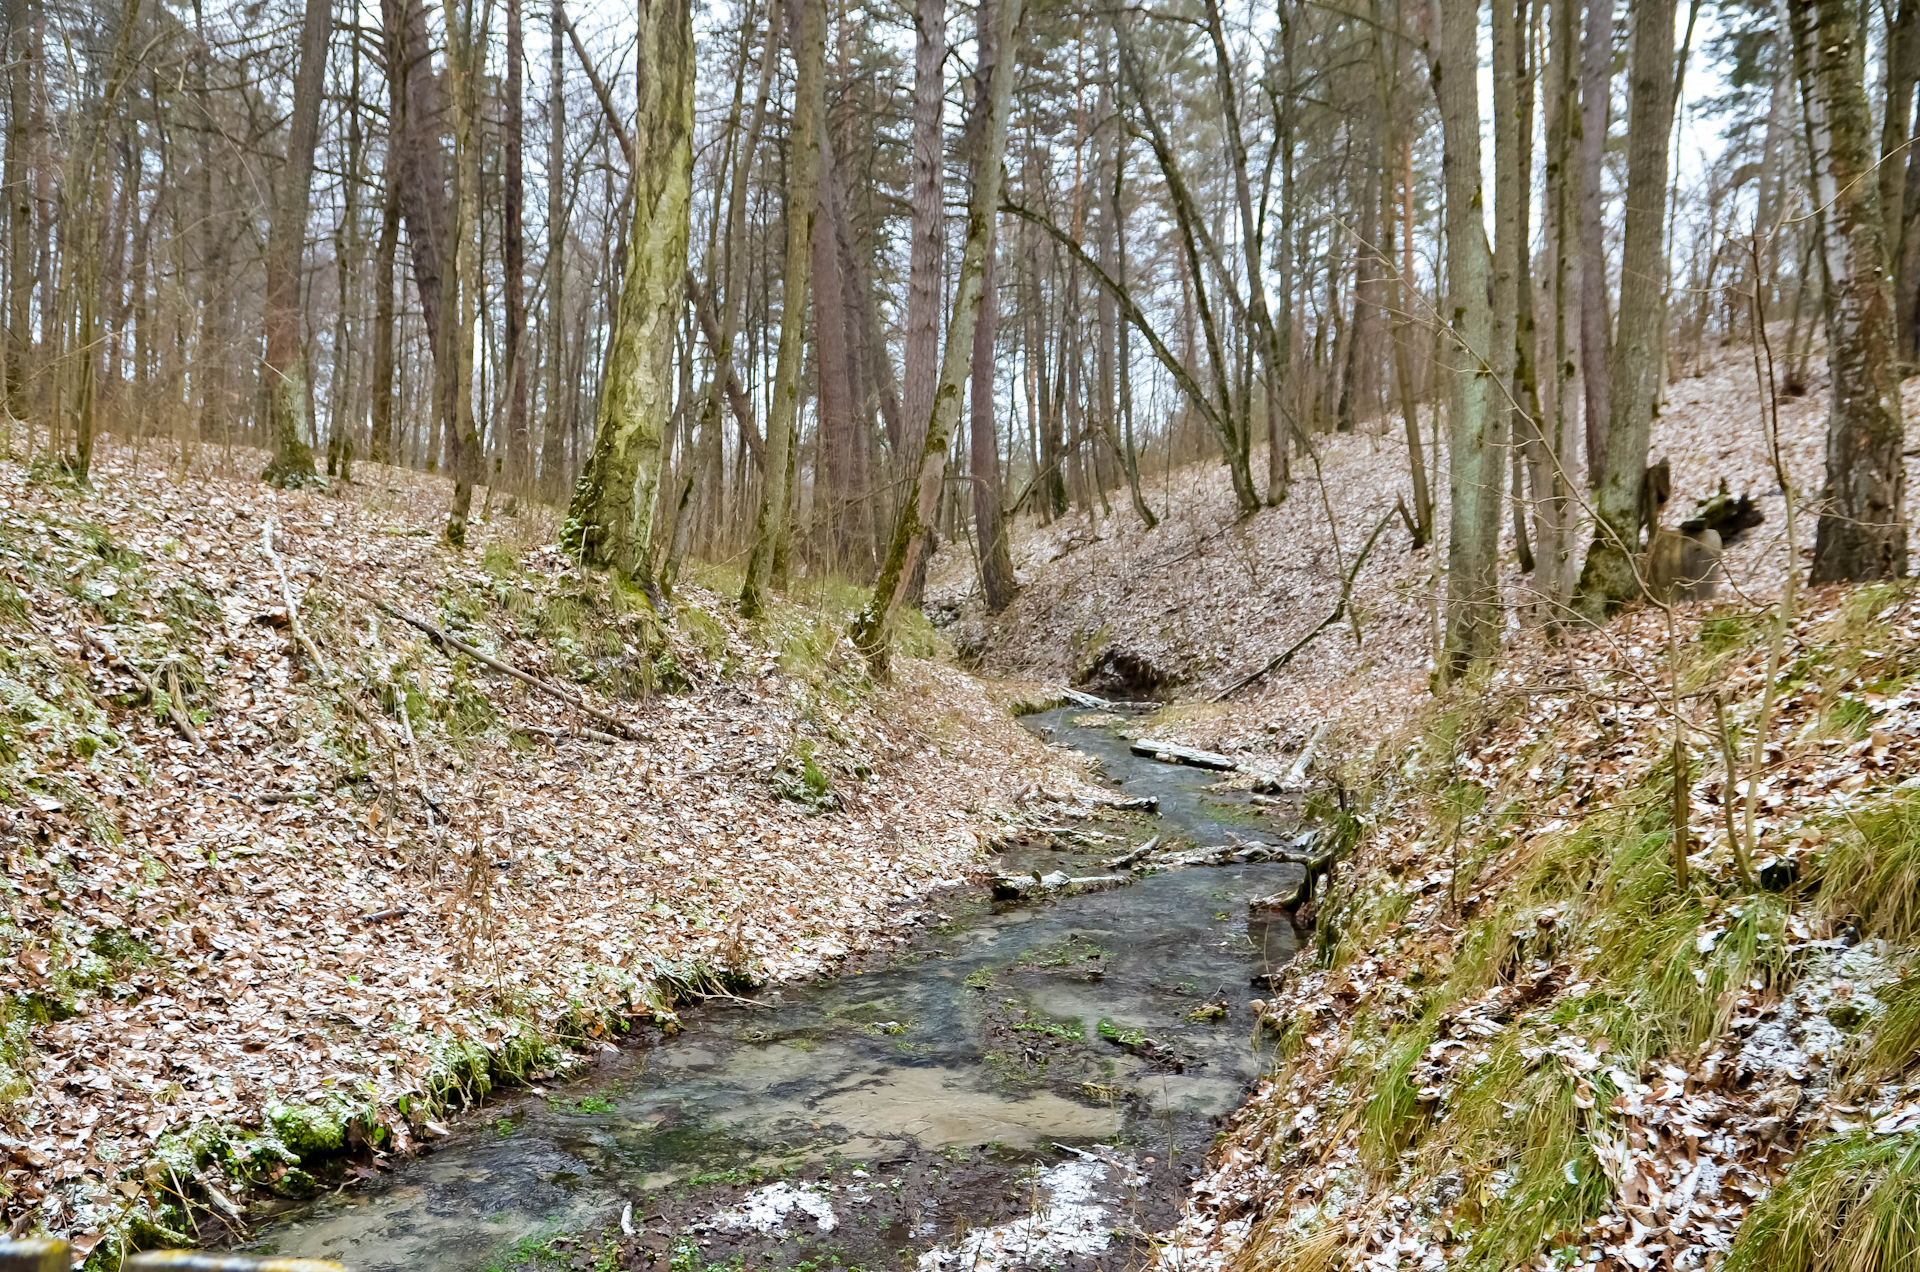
[1793,0,1910,581]
[1436,0,1501,677]
[564,0,696,588]
[852,0,1024,673]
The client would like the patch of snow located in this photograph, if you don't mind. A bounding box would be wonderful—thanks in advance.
[916,1156,1119,1270]
[710,1182,838,1235]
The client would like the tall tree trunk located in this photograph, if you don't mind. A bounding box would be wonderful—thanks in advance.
[1107,118,1156,528]
[812,130,858,570]
[969,0,1016,610]
[541,0,568,497]
[503,0,529,486]
[1578,0,1613,488]
[382,0,455,483]
[853,0,1023,671]
[1538,0,1579,610]
[741,0,824,617]
[1436,0,1502,676]
[565,0,696,588]
[1794,0,1910,581]
[261,0,331,486]
[902,0,945,477]
[3,0,29,419]
[1576,0,1678,616]
[1202,0,1285,504]
[442,0,485,544]
[370,136,400,465]
[1271,7,1295,501]
[69,0,142,480]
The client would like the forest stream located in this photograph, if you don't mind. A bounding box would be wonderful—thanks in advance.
[247,707,1307,1272]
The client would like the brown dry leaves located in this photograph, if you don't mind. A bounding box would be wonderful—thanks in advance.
[0,442,1070,1244]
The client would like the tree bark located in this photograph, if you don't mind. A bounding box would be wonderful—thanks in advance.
[261,0,331,486]
[853,0,1023,672]
[902,0,945,480]
[968,0,1016,610]
[1793,0,1910,581]
[542,0,568,498]
[1435,0,1502,676]
[741,0,824,618]
[369,134,400,466]
[503,0,529,486]
[1578,0,1613,488]
[1539,0,1579,610]
[564,0,696,591]
[1575,0,1678,617]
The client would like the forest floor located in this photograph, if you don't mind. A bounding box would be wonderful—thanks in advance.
[925,344,1920,1272]
[0,441,1091,1261]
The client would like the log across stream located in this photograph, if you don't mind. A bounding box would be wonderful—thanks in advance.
[250,706,1306,1272]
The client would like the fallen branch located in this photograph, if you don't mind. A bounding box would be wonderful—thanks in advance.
[83,631,201,747]
[515,721,625,746]
[1213,507,1396,702]
[352,588,645,742]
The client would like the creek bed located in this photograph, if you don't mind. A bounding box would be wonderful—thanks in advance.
[251,707,1302,1271]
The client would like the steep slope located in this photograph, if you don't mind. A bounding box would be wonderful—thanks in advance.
[0,444,1070,1259]
[1157,586,1920,1272]
[929,346,1895,747]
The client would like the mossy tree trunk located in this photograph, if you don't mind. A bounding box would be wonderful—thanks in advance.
[851,0,1024,674]
[261,0,331,488]
[1793,0,1910,581]
[564,0,696,593]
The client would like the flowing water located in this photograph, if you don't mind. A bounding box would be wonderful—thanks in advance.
[253,708,1304,1271]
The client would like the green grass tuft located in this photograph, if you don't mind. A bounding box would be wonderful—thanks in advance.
[1816,790,1920,944]
[1724,1130,1920,1272]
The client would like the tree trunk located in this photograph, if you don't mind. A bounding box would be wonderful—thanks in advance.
[4,0,29,419]
[853,0,1023,673]
[261,0,330,486]
[369,134,400,466]
[1794,0,1910,581]
[563,0,696,590]
[1578,0,1613,488]
[1575,0,1677,617]
[812,129,858,570]
[503,0,529,487]
[381,0,455,480]
[442,0,484,544]
[741,0,824,617]
[1539,0,1579,610]
[541,0,568,498]
[967,0,1017,609]
[902,0,945,481]
[1436,0,1502,676]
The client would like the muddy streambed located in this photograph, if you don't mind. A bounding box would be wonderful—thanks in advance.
[251,708,1303,1271]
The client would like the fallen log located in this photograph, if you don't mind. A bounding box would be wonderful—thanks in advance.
[1128,740,1237,771]
[990,871,1133,901]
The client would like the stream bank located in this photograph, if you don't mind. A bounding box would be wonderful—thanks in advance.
[246,706,1313,1272]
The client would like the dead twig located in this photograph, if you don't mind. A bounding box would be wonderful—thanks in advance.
[1214,507,1396,702]
[352,587,646,742]
[82,630,200,747]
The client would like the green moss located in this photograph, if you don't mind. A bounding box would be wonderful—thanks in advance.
[1724,1131,1920,1272]
[266,1102,348,1155]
